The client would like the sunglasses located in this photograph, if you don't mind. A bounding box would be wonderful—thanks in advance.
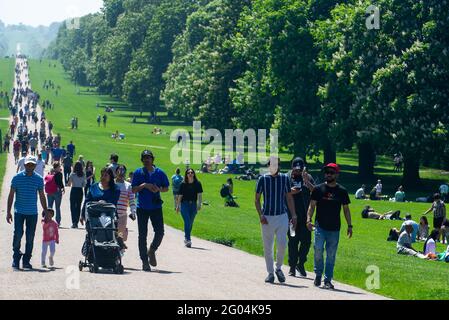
[187,171,195,175]
[325,171,337,175]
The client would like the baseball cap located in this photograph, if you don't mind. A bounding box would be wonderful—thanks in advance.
[141,150,154,159]
[24,156,37,165]
[292,157,305,170]
[324,163,340,173]
[404,220,413,226]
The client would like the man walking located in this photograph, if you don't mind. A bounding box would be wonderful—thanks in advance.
[307,163,352,290]
[132,150,170,271]
[67,141,76,157]
[287,157,315,277]
[7,156,49,269]
[255,156,296,283]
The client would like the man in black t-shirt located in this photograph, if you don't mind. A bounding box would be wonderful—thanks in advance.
[306,163,353,290]
[287,157,315,278]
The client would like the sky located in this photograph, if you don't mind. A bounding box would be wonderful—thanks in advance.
[0,0,103,27]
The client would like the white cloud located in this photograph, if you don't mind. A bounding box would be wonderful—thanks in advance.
[0,0,103,27]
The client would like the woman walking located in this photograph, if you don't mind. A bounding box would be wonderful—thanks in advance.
[176,169,203,248]
[67,162,86,229]
[81,167,121,224]
[85,161,95,197]
[45,162,65,226]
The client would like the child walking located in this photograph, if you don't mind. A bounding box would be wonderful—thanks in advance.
[41,209,59,268]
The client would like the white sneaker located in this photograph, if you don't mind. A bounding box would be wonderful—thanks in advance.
[49,257,54,267]
[41,264,47,268]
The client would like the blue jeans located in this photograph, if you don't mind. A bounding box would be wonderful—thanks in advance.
[13,213,38,263]
[314,226,340,282]
[181,201,198,241]
[47,190,62,225]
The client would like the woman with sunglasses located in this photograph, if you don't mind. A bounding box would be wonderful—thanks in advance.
[176,169,203,248]
[80,167,121,225]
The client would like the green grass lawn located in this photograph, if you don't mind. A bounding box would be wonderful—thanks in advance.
[0,58,15,189]
[5,58,447,300]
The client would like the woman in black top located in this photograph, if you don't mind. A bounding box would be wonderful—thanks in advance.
[176,169,203,248]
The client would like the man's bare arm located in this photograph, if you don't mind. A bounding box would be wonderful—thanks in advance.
[39,190,48,212]
[7,187,15,215]
[307,200,317,224]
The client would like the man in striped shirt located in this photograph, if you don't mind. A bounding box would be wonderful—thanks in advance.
[7,156,49,270]
[255,157,297,283]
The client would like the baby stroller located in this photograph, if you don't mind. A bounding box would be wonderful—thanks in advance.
[79,202,124,274]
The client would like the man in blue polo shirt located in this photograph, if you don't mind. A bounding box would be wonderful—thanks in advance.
[132,150,170,271]
[51,145,65,162]
[7,156,49,270]
[255,156,297,284]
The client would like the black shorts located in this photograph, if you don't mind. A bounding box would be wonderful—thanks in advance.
[433,217,445,229]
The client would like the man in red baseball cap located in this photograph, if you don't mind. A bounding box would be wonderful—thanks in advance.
[323,163,340,174]
[306,162,353,290]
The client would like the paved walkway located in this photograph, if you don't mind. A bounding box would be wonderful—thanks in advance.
[0,58,387,300]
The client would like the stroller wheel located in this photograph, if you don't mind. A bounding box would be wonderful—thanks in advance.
[116,264,124,275]
[78,261,83,272]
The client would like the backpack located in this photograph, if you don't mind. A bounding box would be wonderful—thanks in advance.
[45,174,58,194]
[172,175,183,193]
[220,184,230,198]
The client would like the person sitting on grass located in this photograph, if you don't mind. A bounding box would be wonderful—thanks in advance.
[369,187,379,200]
[361,206,402,220]
[221,178,239,207]
[394,186,406,202]
[423,229,439,256]
[418,216,429,241]
[397,221,427,259]
[399,214,419,243]
[355,185,366,199]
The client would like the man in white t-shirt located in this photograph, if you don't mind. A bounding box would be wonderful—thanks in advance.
[16,151,27,173]
[375,180,383,196]
[35,153,46,178]
[355,185,366,199]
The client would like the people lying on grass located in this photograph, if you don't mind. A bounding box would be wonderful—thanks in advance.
[355,185,366,199]
[399,214,419,243]
[394,186,406,202]
[361,206,402,220]
[396,222,428,259]
[418,216,430,241]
